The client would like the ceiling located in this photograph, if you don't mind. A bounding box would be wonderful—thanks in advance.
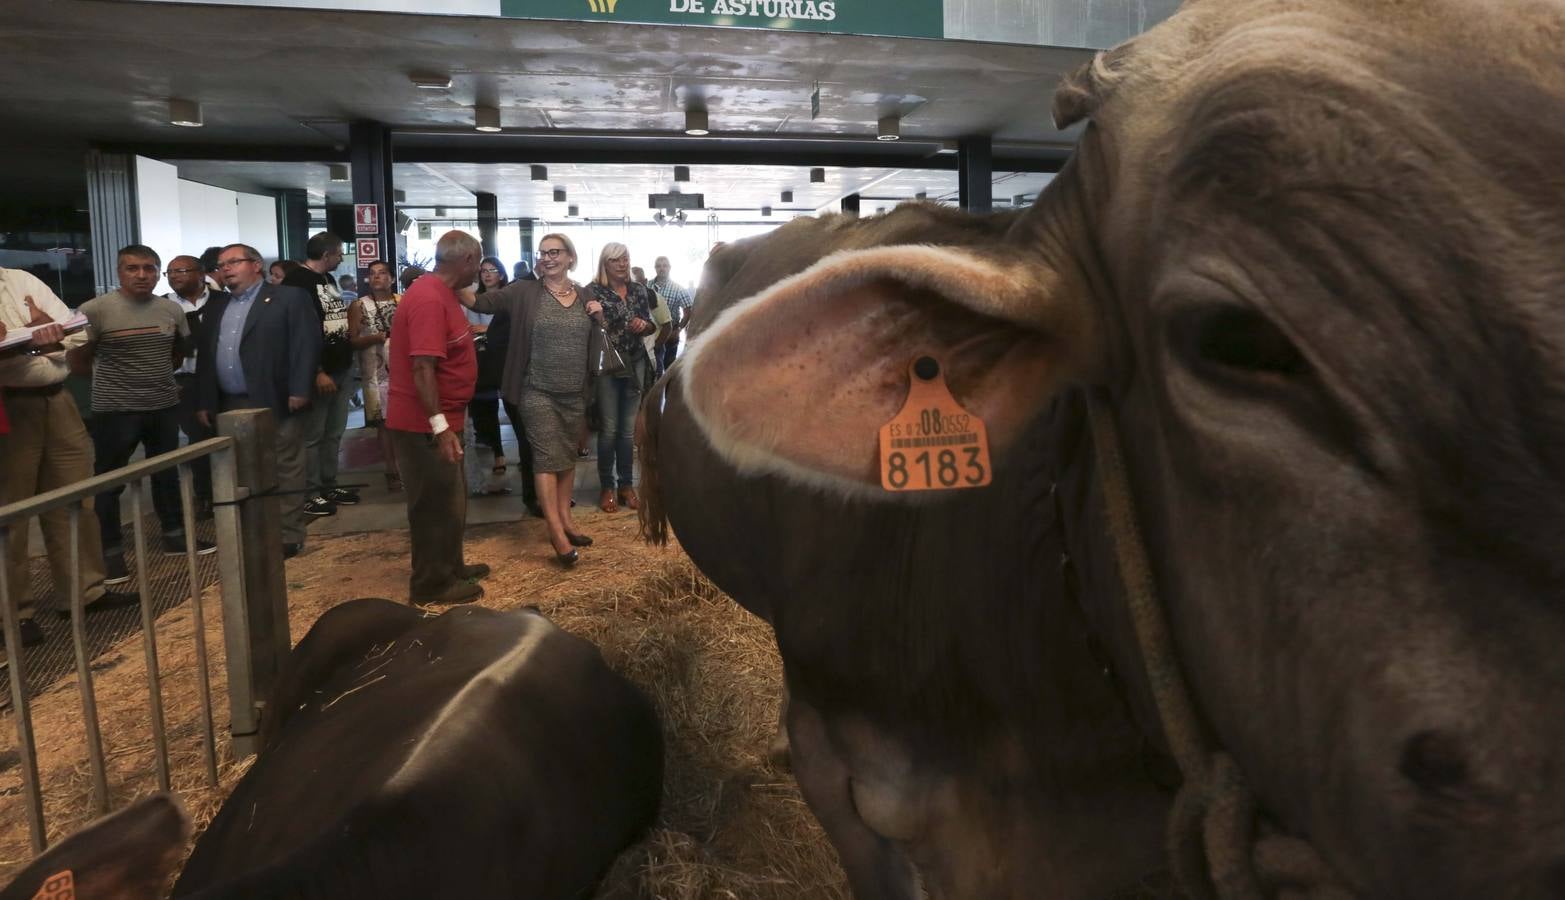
[2,0,1093,213]
[170,159,1056,220]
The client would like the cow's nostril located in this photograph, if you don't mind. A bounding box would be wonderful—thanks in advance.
[1398,730,1470,793]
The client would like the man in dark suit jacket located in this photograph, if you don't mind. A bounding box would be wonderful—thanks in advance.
[194,243,321,556]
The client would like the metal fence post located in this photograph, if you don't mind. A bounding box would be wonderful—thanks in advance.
[214,409,289,758]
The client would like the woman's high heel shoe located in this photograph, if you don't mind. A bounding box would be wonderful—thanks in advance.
[565,531,593,547]
[554,548,580,568]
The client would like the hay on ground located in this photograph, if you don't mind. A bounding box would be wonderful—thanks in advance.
[0,511,846,898]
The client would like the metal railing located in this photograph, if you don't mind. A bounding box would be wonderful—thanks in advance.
[0,412,273,853]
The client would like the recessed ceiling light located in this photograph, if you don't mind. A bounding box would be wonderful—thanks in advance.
[168,98,203,128]
[684,108,709,136]
[409,71,452,90]
[329,164,349,182]
[877,113,900,141]
[474,105,501,132]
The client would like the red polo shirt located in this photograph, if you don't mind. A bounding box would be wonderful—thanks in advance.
[386,275,477,433]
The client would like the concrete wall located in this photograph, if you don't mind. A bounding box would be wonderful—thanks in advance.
[945,0,1180,49]
[129,156,279,294]
[134,157,184,293]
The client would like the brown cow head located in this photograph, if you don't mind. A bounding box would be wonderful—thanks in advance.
[676,1,1565,895]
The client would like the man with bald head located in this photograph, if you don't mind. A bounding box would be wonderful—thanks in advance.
[385,230,489,605]
[164,253,227,513]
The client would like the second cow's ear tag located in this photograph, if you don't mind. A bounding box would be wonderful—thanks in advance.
[32,870,75,900]
[878,355,993,492]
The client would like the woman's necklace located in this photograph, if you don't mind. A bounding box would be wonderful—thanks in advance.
[545,280,574,299]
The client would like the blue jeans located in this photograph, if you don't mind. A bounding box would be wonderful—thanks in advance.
[596,375,641,491]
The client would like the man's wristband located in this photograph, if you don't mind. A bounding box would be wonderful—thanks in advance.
[429,413,450,435]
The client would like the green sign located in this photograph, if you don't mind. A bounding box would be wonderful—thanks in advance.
[500,0,942,39]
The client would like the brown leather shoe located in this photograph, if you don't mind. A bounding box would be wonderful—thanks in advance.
[599,489,618,513]
[618,487,640,511]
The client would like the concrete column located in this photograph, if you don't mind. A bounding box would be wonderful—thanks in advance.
[84,149,138,295]
[958,136,993,213]
[476,191,499,259]
[517,218,536,271]
[275,189,310,263]
[349,120,395,277]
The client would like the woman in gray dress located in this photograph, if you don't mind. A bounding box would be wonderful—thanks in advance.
[461,233,601,566]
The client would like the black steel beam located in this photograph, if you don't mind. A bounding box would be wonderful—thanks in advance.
[476,191,499,258]
[348,121,394,274]
[958,136,994,213]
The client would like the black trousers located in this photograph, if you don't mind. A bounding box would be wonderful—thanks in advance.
[92,406,184,552]
[501,399,539,507]
[389,428,468,599]
[175,373,213,503]
[468,394,505,461]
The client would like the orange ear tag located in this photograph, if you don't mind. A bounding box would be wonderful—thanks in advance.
[878,355,993,492]
[32,870,75,899]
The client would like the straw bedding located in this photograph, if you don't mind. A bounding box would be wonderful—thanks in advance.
[0,510,847,898]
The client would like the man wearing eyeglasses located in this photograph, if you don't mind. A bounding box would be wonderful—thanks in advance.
[192,244,321,558]
[164,254,228,515]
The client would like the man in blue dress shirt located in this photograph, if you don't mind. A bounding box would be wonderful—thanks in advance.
[193,244,321,558]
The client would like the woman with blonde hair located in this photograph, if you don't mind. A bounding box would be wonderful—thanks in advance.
[585,242,656,513]
[459,233,601,566]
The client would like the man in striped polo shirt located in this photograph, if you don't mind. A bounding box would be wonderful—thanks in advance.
[76,245,214,583]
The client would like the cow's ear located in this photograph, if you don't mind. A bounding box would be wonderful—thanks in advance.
[0,794,190,900]
[1054,39,1139,127]
[677,244,1093,494]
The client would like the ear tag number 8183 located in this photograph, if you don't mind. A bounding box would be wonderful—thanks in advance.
[878,355,993,492]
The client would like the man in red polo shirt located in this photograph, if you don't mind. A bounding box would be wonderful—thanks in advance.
[385,231,490,605]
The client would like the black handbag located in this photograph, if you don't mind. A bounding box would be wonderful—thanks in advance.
[595,327,628,378]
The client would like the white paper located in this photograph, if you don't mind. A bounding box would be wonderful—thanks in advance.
[0,313,88,350]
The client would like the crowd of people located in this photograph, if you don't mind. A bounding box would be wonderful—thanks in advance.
[0,229,697,646]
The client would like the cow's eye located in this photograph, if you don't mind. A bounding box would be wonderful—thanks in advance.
[1175,306,1309,381]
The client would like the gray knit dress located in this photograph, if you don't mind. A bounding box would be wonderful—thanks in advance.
[521,296,593,473]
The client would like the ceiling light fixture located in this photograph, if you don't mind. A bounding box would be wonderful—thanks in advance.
[780,190,793,203]
[877,113,901,141]
[684,108,709,136]
[474,105,501,132]
[674,165,690,183]
[409,72,452,90]
[328,164,349,183]
[810,167,826,184]
[553,188,566,203]
[168,98,203,128]
[568,204,579,217]
[531,165,547,181]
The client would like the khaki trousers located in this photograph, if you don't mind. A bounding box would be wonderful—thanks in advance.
[1,389,109,621]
